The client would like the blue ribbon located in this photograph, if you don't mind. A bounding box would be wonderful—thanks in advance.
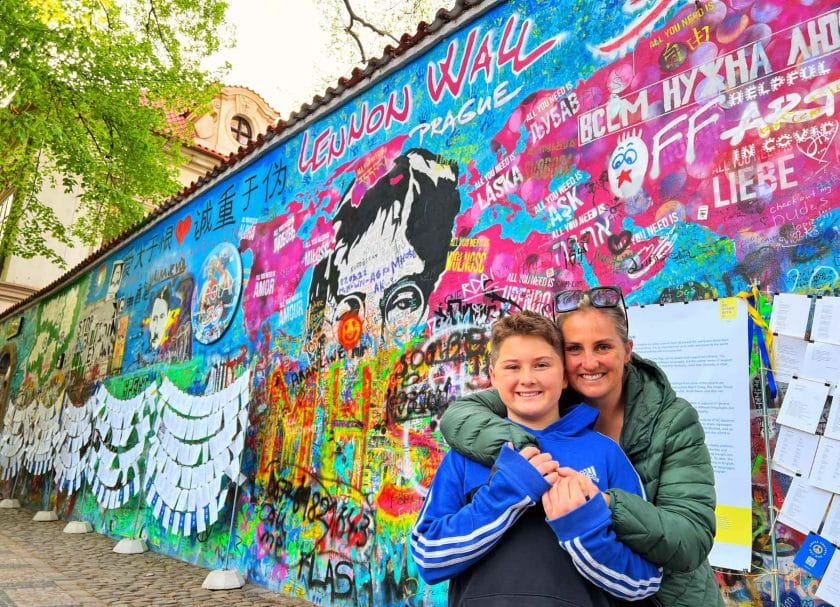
[747,293,777,400]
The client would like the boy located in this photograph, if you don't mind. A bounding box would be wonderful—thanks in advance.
[410,311,662,605]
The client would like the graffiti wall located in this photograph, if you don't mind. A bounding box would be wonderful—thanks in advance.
[0,0,838,605]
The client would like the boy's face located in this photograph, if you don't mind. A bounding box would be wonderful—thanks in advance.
[489,334,566,430]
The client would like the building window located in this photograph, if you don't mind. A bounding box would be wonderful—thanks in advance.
[230,115,253,146]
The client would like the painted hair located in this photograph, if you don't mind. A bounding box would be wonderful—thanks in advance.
[308,148,460,324]
[555,293,630,343]
[489,310,564,365]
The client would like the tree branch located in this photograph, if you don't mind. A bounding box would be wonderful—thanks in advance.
[70,98,106,159]
[345,25,367,62]
[97,1,114,30]
[147,0,175,64]
[341,0,400,62]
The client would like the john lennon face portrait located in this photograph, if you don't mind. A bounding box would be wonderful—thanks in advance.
[309,148,461,352]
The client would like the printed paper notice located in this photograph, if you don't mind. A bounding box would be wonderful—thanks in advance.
[772,334,807,384]
[628,299,750,571]
[777,476,832,535]
[826,400,840,441]
[776,376,830,434]
[770,293,811,339]
[812,296,840,345]
[822,497,840,546]
[773,426,819,476]
[809,437,840,494]
[801,342,840,395]
[816,551,840,604]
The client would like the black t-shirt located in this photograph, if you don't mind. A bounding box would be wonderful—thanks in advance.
[448,500,627,607]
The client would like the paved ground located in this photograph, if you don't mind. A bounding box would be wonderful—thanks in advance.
[0,507,313,607]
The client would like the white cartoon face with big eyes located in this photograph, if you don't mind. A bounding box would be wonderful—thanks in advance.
[608,130,649,199]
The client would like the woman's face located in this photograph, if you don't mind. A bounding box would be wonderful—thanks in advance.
[560,307,632,410]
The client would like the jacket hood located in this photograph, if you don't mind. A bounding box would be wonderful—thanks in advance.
[620,353,678,459]
[511,403,599,440]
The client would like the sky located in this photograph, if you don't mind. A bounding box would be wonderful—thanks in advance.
[203,1,332,117]
[204,0,453,118]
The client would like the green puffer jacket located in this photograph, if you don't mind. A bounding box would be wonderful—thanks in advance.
[439,353,723,607]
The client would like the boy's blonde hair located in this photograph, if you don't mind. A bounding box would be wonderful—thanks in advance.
[489,310,564,365]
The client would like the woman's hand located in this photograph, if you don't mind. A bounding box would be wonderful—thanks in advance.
[543,468,604,518]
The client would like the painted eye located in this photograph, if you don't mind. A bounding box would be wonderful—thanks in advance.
[383,283,424,323]
[610,153,626,170]
[624,148,638,165]
[334,293,365,323]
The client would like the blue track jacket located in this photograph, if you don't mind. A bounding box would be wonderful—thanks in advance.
[411,404,663,601]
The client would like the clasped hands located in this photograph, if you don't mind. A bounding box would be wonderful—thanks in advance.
[519,445,603,519]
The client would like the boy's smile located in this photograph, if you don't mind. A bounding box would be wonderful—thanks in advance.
[489,334,566,430]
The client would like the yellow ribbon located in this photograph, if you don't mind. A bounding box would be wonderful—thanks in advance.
[736,286,774,370]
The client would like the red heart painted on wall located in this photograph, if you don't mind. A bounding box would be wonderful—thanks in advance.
[175,216,192,245]
[607,230,632,255]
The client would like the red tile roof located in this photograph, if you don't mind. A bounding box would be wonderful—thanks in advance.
[188,142,229,161]
[164,108,196,139]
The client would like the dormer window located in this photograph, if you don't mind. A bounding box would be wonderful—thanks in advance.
[230,115,252,146]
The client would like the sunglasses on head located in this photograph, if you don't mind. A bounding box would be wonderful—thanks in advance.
[553,286,628,324]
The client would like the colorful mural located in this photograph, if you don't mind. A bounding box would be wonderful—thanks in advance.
[0,0,838,605]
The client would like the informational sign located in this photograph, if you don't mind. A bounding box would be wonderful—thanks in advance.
[628,298,751,570]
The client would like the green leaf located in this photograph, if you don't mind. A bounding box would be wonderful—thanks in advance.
[0,0,229,260]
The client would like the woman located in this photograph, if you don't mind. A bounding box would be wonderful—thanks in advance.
[439,286,723,607]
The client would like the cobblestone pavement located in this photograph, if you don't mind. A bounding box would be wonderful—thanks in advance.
[0,507,314,607]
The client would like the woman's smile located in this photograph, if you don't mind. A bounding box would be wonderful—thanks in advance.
[561,308,632,411]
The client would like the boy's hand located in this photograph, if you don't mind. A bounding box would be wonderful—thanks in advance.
[556,467,601,497]
[517,445,560,484]
[542,470,603,518]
